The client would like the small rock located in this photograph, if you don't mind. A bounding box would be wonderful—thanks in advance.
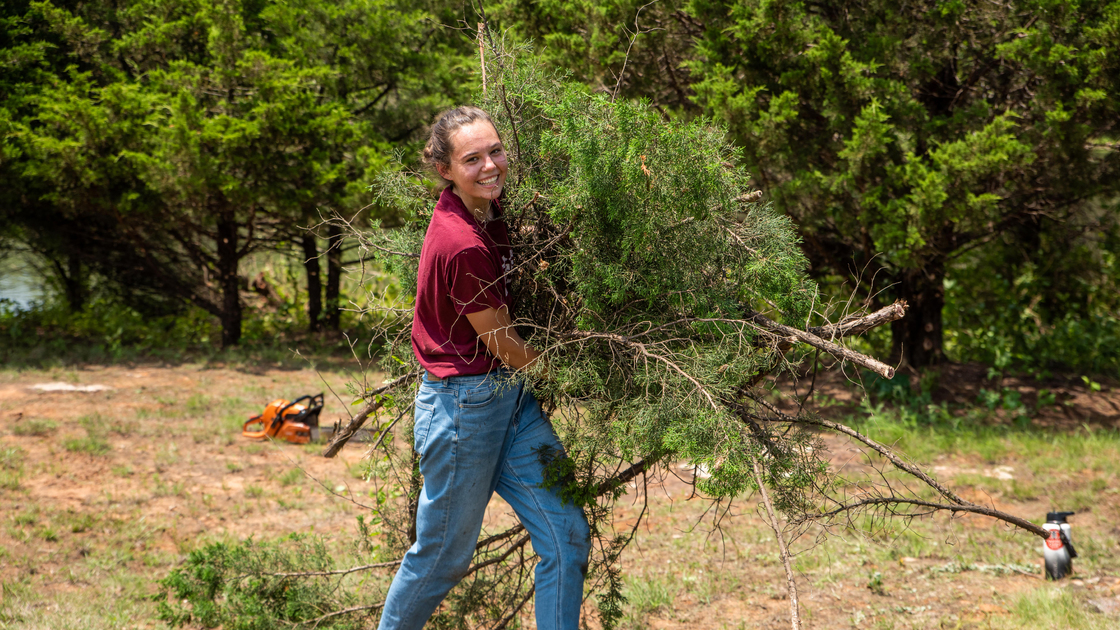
[1087,597,1120,615]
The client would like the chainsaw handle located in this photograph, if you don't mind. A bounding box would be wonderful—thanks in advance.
[282,393,324,426]
[284,393,324,413]
[242,415,270,439]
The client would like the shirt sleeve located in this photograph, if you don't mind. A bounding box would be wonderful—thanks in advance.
[447,246,506,315]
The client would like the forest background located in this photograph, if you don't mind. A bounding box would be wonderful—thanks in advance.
[2,0,1120,628]
[2,0,1118,374]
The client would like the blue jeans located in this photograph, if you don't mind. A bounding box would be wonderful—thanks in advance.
[377,370,591,630]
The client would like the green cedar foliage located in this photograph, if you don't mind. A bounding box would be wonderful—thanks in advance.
[685,0,1120,367]
[488,0,1120,372]
[366,47,827,627]
[156,536,365,630]
[488,0,699,111]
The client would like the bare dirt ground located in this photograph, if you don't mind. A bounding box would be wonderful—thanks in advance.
[1,362,1118,629]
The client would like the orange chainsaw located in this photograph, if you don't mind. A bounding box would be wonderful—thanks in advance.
[242,393,324,444]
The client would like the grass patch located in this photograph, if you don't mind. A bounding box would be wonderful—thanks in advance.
[12,505,38,527]
[64,415,114,456]
[1,446,26,490]
[107,418,139,436]
[185,393,208,413]
[995,587,1115,629]
[12,418,58,437]
[621,574,677,629]
[279,468,303,487]
[849,399,1120,475]
[64,511,99,534]
[63,434,112,456]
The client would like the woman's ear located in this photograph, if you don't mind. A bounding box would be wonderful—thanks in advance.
[436,162,451,181]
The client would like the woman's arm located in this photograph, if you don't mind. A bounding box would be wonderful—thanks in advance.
[465,305,542,371]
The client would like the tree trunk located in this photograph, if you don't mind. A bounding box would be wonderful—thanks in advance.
[64,251,85,312]
[217,215,242,348]
[890,259,945,368]
[302,232,322,332]
[325,222,342,331]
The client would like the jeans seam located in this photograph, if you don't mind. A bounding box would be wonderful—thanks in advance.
[399,396,460,625]
[506,459,564,626]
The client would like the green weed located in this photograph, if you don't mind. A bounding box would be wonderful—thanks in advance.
[108,418,138,436]
[155,444,180,468]
[621,574,676,628]
[65,511,98,533]
[866,570,886,595]
[185,394,208,413]
[279,468,303,487]
[12,505,38,527]
[12,418,58,437]
[994,587,1115,629]
[65,415,114,456]
[64,434,112,456]
[37,526,59,542]
[0,446,25,490]
[156,536,361,629]
[153,476,186,498]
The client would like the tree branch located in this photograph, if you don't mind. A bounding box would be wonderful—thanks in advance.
[322,370,420,458]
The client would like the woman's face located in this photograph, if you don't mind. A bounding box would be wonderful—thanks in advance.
[438,120,508,213]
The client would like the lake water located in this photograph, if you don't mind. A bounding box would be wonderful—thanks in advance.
[0,260,46,310]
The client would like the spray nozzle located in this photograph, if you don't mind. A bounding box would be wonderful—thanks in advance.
[1046,511,1075,523]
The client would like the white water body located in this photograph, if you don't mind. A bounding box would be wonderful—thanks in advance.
[0,259,47,310]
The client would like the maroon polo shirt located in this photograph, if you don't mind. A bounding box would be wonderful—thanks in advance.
[411,187,512,378]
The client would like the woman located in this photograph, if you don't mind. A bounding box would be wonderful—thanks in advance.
[377,106,591,630]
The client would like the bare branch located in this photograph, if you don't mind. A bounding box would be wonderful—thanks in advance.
[322,370,420,458]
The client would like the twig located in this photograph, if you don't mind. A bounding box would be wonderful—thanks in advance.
[479,22,487,94]
[465,533,532,577]
[264,561,401,578]
[751,458,803,630]
[612,1,661,101]
[362,402,411,459]
[812,497,1047,538]
[305,601,384,628]
[322,370,420,458]
[492,583,535,630]
[476,524,526,549]
[742,393,1048,538]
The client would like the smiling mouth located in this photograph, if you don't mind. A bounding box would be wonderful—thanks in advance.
[478,176,499,185]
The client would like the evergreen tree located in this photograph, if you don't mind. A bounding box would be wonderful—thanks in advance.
[686,0,1120,366]
[1,0,473,344]
[489,0,1120,369]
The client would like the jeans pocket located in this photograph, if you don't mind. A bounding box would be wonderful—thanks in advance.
[413,399,436,453]
[459,381,499,408]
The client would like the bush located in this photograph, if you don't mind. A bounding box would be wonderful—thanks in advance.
[156,536,368,630]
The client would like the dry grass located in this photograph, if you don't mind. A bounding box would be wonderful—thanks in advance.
[1,363,1118,629]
